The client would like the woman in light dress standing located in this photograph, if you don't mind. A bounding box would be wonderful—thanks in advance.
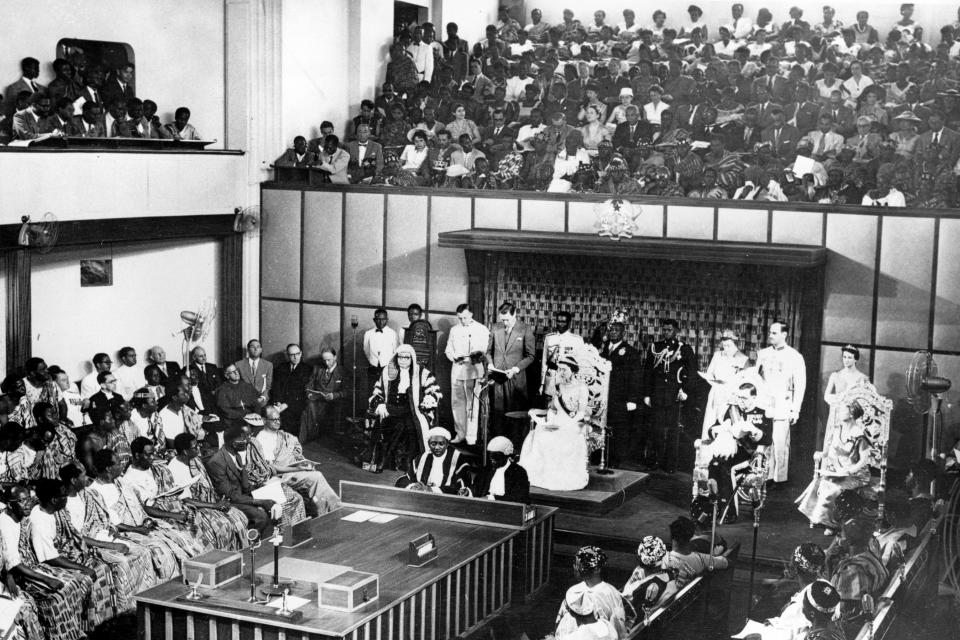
[821,345,869,449]
[700,330,749,438]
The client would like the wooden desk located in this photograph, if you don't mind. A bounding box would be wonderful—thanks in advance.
[136,484,556,640]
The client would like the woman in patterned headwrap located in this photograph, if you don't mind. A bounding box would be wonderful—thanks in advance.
[494,151,524,190]
[642,165,685,197]
[621,536,678,616]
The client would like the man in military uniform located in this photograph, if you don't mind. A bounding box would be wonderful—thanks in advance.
[599,314,642,468]
[540,310,584,401]
[642,318,698,474]
[756,321,806,485]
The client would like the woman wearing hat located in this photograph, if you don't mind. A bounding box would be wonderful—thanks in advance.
[519,356,590,491]
[553,583,618,639]
[605,87,634,129]
[889,109,921,158]
[621,536,678,617]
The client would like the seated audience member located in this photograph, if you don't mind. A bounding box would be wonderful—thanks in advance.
[404,426,471,494]
[30,478,118,628]
[88,371,125,423]
[146,345,182,381]
[0,483,93,640]
[158,381,206,451]
[662,516,729,587]
[100,62,135,108]
[474,436,529,502]
[80,353,113,400]
[231,419,308,527]
[554,583,619,639]
[49,366,85,427]
[253,406,339,516]
[161,107,201,140]
[105,98,134,137]
[621,536,679,615]
[75,100,106,137]
[77,407,132,475]
[827,517,888,636]
[42,97,80,136]
[905,458,937,530]
[13,93,52,140]
[190,346,222,396]
[446,102,481,145]
[60,461,157,612]
[216,363,264,426]
[31,402,78,479]
[301,347,345,442]
[450,133,486,174]
[399,129,431,174]
[130,386,163,446]
[689,496,728,554]
[347,99,383,140]
[276,136,315,168]
[754,579,843,640]
[126,97,159,138]
[88,448,196,580]
[114,346,145,401]
[555,546,627,639]
[874,500,915,569]
[347,123,384,183]
[205,425,277,538]
[315,134,350,183]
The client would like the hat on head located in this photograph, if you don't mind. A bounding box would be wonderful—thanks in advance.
[564,583,596,616]
[487,436,515,455]
[609,309,628,324]
[243,413,264,427]
[804,580,840,614]
[619,87,634,97]
[893,110,922,122]
[575,545,607,574]
[427,426,451,441]
[792,542,826,575]
[558,355,579,373]
[720,329,739,342]
[637,535,667,566]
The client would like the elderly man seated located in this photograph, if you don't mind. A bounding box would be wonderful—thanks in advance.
[250,406,340,516]
[402,426,471,495]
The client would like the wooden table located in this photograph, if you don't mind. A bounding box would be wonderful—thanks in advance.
[136,483,556,640]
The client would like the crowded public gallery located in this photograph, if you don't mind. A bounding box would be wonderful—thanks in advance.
[1,1,959,639]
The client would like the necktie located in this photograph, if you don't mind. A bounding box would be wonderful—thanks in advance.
[815,133,825,156]
[689,105,697,126]
[29,80,36,92]
[934,131,941,145]
[774,128,781,149]
[92,89,99,103]
[120,82,126,93]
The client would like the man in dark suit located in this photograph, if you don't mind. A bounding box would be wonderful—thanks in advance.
[783,83,821,135]
[346,123,384,183]
[753,57,791,104]
[642,318,698,474]
[473,436,530,503]
[100,62,136,109]
[749,85,779,130]
[478,108,517,166]
[146,345,183,381]
[486,301,536,448]
[3,57,44,121]
[77,65,105,109]
[272,343,313,437]
[820,91,856,138]
[761,106,801,162]
[87,371,125,423]
[676,101,707,132]
[189,346,222,396]
[43,97,81,135]
[235,339,273,401]
[275,136,317,168]
[890,86,932,133]
[601,319,643,468]
[302,347,346,442]
[726,107,764,152]
[204,425,276,538]
[47,59,81,104]
[916,111,960,166]
[612,105,652,157]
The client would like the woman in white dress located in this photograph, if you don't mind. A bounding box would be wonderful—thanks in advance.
[821,345,869,448]
[701,330,750,437]
[520,356,590,491]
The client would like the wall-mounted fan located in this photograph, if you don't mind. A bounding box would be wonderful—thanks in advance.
[174,297,218,368]
[906,351,952,459]
[233,206,261,234]
[17,213,60,253]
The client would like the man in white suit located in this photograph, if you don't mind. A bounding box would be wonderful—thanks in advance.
[757,321,806,485]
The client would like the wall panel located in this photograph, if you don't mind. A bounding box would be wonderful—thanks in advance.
[717,208,767,243]
[875,217,934,349]
[666,205,714,240]
[303,191,344,303]
[934,219,960,352]
[343,193,386,307]
[301,303,342,360]
[771,210,824,246]
[474,198,518,229]
[385,195,429,309]
[429,196,472,313]
[822,214,877,344]
[260,299,300,360]
[520,200,565,232]
[261,189,302,300]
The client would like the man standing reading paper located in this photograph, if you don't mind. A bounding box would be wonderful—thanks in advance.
[486,302,535,449]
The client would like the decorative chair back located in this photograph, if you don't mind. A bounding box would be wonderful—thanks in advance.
[838,381,892,470]
[572,343,612,454]
[404,320,437,371]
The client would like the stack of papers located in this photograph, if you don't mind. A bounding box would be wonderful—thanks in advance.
[341,510,399,524]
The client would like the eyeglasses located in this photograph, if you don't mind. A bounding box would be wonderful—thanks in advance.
[265,418,281,423]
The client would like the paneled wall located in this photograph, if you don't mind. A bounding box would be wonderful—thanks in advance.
[260,186,960,464]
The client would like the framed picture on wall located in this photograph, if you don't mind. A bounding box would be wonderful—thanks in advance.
[80,259,113,287]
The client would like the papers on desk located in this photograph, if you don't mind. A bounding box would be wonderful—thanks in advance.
[341,510,377,522]
[266,595,310,611]
[0,595,23,640]
[341,510,399,524]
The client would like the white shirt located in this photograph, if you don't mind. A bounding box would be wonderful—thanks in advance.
[123,466,159,505]
[28,506,60,563]
[80,370,102,399]
[65,495,85,533]
[643,101,669,125]
[256,430,279,463]
[61,387,84,426]
[114,364,145,401]
[400,144,429,170]
[726,16,754,39]
[487,459,511,499]
[167,458,195,498]
[0,512,23,568]
[160,406,186,440]
[842,75,874,104]
[190,385,205,411]
[406,42,434,83]
[427,451,447,491]
[516,123,546,152]
[363,326,399,367]
[445,321,491,380]
[92,481,122,526]
[505,75,535,102]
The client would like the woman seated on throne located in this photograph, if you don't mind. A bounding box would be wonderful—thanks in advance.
[519,356,590,491]
[796,399,874,534]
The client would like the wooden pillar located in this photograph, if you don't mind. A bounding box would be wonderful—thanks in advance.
[220,234,244,364]
[5,249,31,374]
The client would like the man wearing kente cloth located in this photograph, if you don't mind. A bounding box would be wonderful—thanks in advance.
[540,310,584,401]
[757,320,806,484]
[403,426,471,494]
[643,318,698,474]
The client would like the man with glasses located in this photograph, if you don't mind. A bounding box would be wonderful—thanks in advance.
[272,343,313,436]
[80,352,112,400]
[87,371,123,424]
[253,405,340,516]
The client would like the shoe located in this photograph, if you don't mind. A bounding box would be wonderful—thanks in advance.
[722,512,738,525]
[450,436,466,444]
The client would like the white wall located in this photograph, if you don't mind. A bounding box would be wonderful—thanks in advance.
[31,239,222,383]
[0,0,226,148]
[528,1,953,42]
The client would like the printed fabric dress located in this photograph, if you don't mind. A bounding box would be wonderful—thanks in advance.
[519,380,590,491]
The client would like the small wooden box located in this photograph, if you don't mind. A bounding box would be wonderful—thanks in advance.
[182,549,243,588]
[317,570,379,612]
